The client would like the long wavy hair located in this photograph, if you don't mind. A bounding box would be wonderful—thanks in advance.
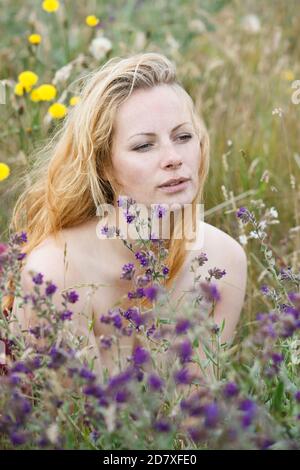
[2,51,210,314]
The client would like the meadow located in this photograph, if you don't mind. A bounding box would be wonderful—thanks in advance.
[0,0,299,450]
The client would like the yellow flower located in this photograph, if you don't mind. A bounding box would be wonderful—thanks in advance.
[0,163,10,181]
[30,89,41,102]
[14,83,25,96]
[28,34,42,45]
[85,15,99,27]
[36,84,57,101]
[69,96,80,106]
[48,102,68,119]
[18,71,39,92]
[281,69,295,82]
[42,0,60,13]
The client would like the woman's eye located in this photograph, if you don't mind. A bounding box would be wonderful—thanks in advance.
[134,143,152,151]
[179,134,192,142]
[133,134,192,152]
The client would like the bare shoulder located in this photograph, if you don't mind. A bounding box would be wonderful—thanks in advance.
[201,223,248,343]
[203,221,247,261]
[185,221,247,296]
[21,233,69,289]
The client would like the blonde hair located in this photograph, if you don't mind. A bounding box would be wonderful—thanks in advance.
[2,52,210,314]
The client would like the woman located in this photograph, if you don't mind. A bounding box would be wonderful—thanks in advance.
[3,52,247,381]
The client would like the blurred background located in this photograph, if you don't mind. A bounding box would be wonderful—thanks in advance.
[0,0,299,329]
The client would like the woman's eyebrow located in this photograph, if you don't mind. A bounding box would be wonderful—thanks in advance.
[128,122,191,140]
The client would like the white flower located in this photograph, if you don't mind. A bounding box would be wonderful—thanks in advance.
[290,339,300,365]
[258,220,267,230]
[241,14,261,33]
[46,423,59,444]
[272,107,283,117]
[239,235,248,246]
[249,230,259,239]
[269,207,278,219]
[53,63,73,85]
[134,31,146,49]
[190,19,206,33]
[89,36,112,60]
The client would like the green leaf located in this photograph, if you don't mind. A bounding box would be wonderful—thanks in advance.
[271,380,285,413]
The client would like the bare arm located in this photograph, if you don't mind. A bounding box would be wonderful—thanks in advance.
[10,243,104,379]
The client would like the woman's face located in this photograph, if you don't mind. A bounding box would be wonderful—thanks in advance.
[111,84,201,209]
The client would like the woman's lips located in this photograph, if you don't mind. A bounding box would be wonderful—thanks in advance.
[157,180,190,193]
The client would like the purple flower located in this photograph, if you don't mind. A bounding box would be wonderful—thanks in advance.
[239,399,256,412]
[193,252,208,266]
[117,196,127,208]
[117,196,136,209]
[208,267,226,280]
[294,391,300,403]
[146,323,156,337]
[48,347,68,369]
[148,373,164,391]
[187,426,203,443]
[11,362,31,374]
[288,292,300,308]
[236,207,251,224]
[239,399,257,428]
[60,310,73,321]
[174,367,193,385]
[150,232,160,243]
[124,307,143,329]
[108,368,134,389]
[9,374,21,386]
[83,384,105,398]
[12,231,27,245]
[100,314,111,324]
[100,336,113,349]
[132,346,150,366]
[260,284,270,295]
[10,431,27,446]
[144,284,160,302]
[32,272,43,285]
[101,225,109,235]
[152,204,168,219]
[0,242,7,255]
[162,266,169,276]
[135,251,149,267]
[128,288,145,299]
[271,352,284,364]
[126,213,135,224]
[203,402,219,428]
[45,282,57,296]
[223,382,239,398]
[175,318,191,335]
[112,313,123,329]
[120,263,135,281]
[153,419,171,433]
[177,339,193,364]
[136,272,152,287]
[279,268,292,281]
[66,290,79,303]
[200,281,221,303]
[115,389,130,403]
[79,367,96,382]
[17,252,26,261]
[89,430,101,442]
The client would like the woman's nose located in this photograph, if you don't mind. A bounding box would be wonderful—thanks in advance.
[161,151,183,169]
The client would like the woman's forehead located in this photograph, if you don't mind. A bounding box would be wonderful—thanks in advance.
[114,87,191,137]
